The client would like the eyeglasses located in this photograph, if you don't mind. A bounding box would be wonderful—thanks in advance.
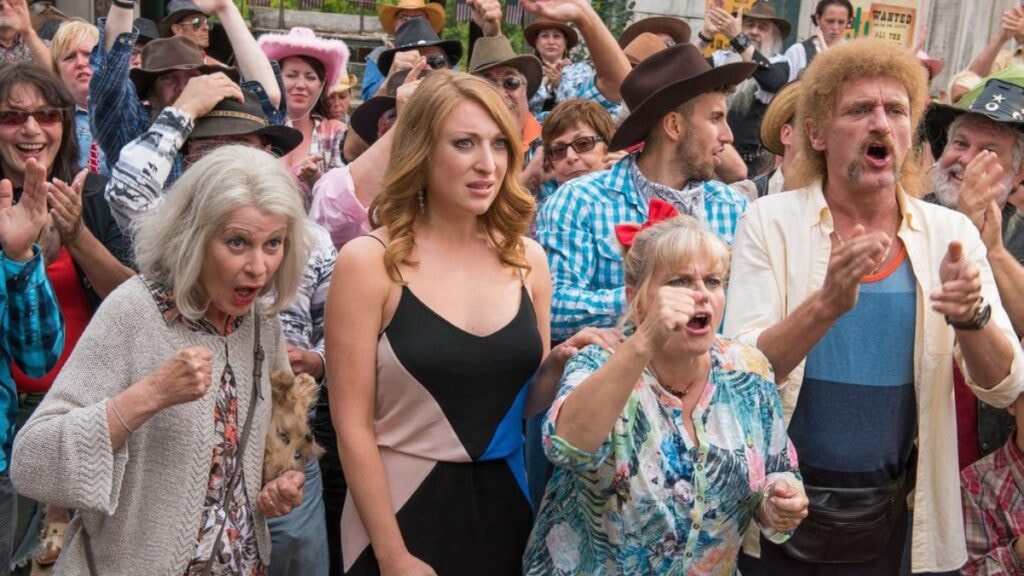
[0,108,65,126]
[483,75,525,93]
[425,54,449,70]
[548,135,604,160]
[181,15,208,30]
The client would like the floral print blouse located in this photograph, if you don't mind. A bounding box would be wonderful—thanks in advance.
[523,338,800,576]
[143,279,265,576]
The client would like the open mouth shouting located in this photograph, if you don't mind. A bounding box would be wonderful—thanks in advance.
[686,312,713,334]
[864,140,892,169]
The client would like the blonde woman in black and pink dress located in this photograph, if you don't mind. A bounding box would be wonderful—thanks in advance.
[326,70,617,576]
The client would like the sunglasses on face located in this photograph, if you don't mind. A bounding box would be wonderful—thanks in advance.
[425,54,449,70]
[181,15,208,30]
[548,135,603,160]
[0,108,65,126]
[483,75,525,92]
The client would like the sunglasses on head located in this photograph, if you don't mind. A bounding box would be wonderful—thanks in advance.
[484,75,525,92]
[181,15,208,30]
[548,135,603,160]
[425,54,449,70]
[0,108,65,127]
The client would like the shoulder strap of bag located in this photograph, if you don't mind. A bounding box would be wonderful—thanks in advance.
[802,37,819,68]
[200,311,264,576]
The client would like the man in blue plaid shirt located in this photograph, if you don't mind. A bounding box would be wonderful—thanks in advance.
[89,0,285,188]
[0,161,64,576]
[537,42,757,341]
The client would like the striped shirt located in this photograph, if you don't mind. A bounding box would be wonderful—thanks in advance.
[536,153,748,341]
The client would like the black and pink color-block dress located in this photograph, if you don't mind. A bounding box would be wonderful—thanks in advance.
[342,284,543,575]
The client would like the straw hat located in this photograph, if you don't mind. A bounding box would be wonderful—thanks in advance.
[330,74,360,95]
[760,80,801,155]
[378,0,446,35]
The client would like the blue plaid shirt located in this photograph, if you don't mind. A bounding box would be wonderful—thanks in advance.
[1,247,64,472]
[537,154,748,341]
[89,19,287,188]
[529,61,622,118]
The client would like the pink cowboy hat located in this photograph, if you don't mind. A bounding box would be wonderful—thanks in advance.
[258,27,351,88]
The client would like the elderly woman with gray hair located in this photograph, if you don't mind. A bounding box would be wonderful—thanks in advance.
[9,145,313,575]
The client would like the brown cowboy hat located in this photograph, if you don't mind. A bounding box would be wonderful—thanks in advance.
[523,17,579,53]
[377,0,446,35]
[130,36,239,97]
[468,36,543,98]
[623,32,667,67]
[619,16,691,49]
[189,90,303,157]
[741,1,791,40]
[760,80,801,155]
[610,43,755,150]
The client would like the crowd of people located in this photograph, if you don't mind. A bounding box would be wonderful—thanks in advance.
[2,0,1024,574]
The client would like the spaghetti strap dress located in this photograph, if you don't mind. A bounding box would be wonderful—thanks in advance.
[341,280,542,575]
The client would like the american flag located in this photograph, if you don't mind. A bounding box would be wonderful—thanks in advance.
[456,0,471,21]
[504,0,523,24]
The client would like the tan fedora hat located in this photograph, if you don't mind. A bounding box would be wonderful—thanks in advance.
[623,32,667,67]
[760,80,802,155]
[468,36,543,98]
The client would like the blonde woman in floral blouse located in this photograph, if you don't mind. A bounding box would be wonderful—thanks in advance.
[523,209,808,575]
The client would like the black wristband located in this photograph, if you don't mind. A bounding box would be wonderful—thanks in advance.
[697,31,714,43]
[946,298,992,331]
[111,0,135,9]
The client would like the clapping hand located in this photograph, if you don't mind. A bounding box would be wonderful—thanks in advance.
[932,241,983,323]
[0,158,49,262]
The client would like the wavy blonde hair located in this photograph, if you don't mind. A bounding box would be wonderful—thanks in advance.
[621,215,730,328]
[369,70,535,281]
[789,38,929,196]
[133,145,313,320]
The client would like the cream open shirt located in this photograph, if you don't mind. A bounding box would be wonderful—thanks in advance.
[723,178,1024,573]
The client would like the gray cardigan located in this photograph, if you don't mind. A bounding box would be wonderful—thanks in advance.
[10,276,288,575]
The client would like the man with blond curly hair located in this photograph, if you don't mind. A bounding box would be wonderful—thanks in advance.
[725,38,1024,575]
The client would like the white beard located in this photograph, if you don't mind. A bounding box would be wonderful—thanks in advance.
[931,161,1013,208]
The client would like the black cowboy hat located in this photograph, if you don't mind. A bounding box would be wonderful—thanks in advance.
[610,43,756,150]
[376,18,462,76]
[159,0,206,37]
[189,90,303,157]
[924,78,1024,155]
[350,68,432,145]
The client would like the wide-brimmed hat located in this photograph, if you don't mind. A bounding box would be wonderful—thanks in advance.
[330,73,360,95]
[760,80,801,155]
[258,27,351,88]
[378,0,446,35]
[130,36,239,97]
[135,17,160,45]
[158,0,206,37]
[377,18,461,76]
[916,50,943,79]
[624,32,666,67]
[610,43,756,150]
[619,16,691,49]
[350,68,431,145]
[523,17,579,53]
[741,2,791,40]
[468,35,543,98]
[189,90,303,157]
[925,76,1024,155]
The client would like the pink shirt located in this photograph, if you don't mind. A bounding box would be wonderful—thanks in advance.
[310,165,371,250]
